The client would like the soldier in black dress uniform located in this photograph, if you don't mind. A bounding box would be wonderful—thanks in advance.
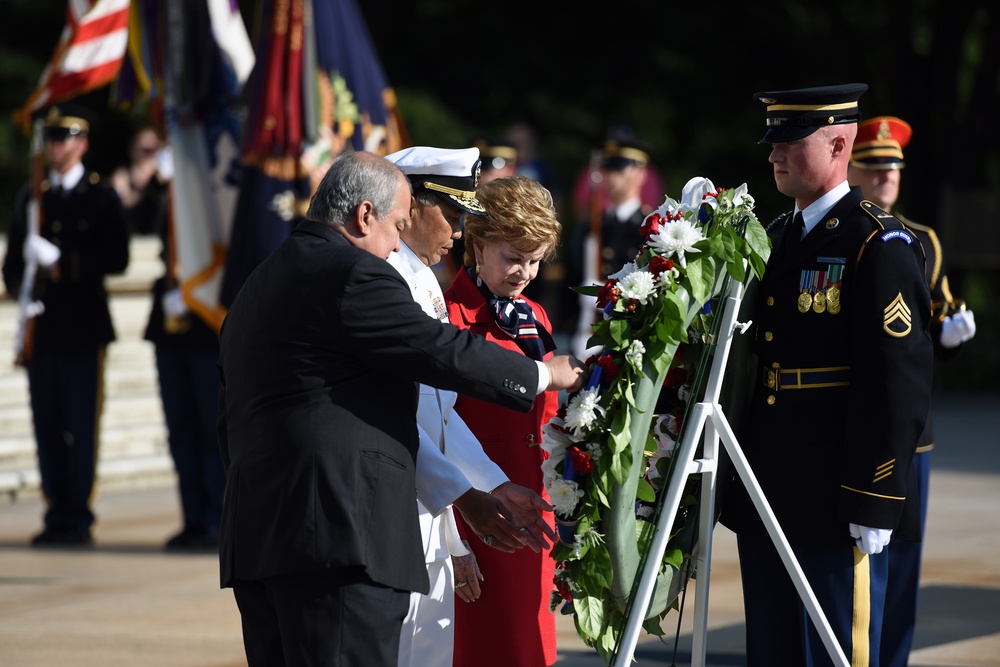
[2,105,130,545]
[562,137,654,357]
[720,85,934,666]
[848,115,976,667]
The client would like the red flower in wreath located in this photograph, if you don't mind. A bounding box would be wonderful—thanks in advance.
[664,366,688,388]
[554,576,574,602]
[648,255,674,278]
[569,446,594,474]
[639,212,663,241]
[597,354,619,383]
[596,280,618,309]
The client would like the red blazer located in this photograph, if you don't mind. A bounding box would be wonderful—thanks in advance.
[445,267,561,667]
[444,268,559,491]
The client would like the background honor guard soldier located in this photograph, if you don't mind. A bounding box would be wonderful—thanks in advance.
[719,84,934,666]
[562,135,655,358]
[2,104,130,546]
[442,138,520,289]
[848,115,976,667]
[385,146,557,667]
[476,137,519,184]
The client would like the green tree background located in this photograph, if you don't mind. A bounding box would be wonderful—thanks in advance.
[1,0,997,390]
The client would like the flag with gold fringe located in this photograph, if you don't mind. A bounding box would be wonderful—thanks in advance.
[219,0,410,307]
[114,0,254,333]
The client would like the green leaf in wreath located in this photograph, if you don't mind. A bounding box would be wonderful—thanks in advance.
[686,256,717,304]
[635,477,656,503]
[572,284,603,297]
[573,595,605,639]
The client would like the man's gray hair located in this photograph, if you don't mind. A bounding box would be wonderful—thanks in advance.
[306,151,408,227]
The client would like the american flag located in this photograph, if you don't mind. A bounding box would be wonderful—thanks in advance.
[13,0,130,130]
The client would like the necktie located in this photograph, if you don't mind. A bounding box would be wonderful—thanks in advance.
[784,211,804,253]
[470,267,556,361]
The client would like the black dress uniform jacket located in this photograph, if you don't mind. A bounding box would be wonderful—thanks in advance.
[217,220,540,594]
[899,214,962,454]
[3,173,130,353]
[723,187,933,544]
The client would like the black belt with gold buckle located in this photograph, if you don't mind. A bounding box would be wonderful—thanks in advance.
[764,364,850,391]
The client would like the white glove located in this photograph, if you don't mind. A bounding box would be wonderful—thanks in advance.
[155,146,174,182]
[24,235,61,269]
[849,523,892,555]
[162,288,188,318]
[940,310,976,348]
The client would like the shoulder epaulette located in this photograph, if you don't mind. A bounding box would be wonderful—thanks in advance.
[766,211,791,234]
[857,200,924,267]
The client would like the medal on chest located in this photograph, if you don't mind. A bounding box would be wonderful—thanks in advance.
[797,258,845,314]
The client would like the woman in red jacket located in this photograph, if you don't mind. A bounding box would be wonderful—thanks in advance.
[445,175,563,667]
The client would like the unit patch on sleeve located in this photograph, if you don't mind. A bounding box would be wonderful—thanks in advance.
[880,229,914,245]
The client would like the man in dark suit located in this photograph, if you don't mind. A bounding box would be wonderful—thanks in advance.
[720,85,934,665]
[3,104,130,546]
[216,150,583,667]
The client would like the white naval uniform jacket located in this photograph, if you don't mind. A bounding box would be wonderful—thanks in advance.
[387,244,508,563]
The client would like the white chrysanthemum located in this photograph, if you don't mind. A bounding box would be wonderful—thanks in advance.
[655,266,680,287]
[585,441,603,460]
[617,269,656,304]
[564,387,603,436]
[648,218,704,268]
[626,340,645,368]
[549,478,585,517]
[572,533,585,558]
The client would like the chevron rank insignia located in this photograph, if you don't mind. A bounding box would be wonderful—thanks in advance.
[883,292,913,337]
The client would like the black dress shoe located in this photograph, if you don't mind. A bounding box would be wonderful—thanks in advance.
[31,528,94,547]
[165,529,219,552]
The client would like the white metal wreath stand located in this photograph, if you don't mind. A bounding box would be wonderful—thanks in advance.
[612,276,850,667]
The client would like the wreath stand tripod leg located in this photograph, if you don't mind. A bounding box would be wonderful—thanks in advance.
[612,281,850,667]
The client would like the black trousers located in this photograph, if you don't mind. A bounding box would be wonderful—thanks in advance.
[27,347,105,534]
[155,347,224,534]
[233,566,409,667]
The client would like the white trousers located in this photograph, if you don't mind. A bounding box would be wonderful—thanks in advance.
[397,556,455,667]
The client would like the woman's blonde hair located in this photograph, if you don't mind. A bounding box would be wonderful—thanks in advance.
[463,176,562,267]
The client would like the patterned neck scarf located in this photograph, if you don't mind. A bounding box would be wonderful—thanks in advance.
[469,266,556,361]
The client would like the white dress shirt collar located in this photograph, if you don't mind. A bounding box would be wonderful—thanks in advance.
[797,180,851,236]
[50,162,85,192]
[611,197,642,223]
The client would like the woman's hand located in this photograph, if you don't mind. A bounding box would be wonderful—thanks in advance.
[452,541,483,603]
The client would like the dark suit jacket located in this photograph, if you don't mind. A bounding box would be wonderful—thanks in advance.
[721,187,933,544]
[217,220,539,594]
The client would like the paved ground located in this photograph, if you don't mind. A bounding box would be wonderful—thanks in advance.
[1,392,997,666]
